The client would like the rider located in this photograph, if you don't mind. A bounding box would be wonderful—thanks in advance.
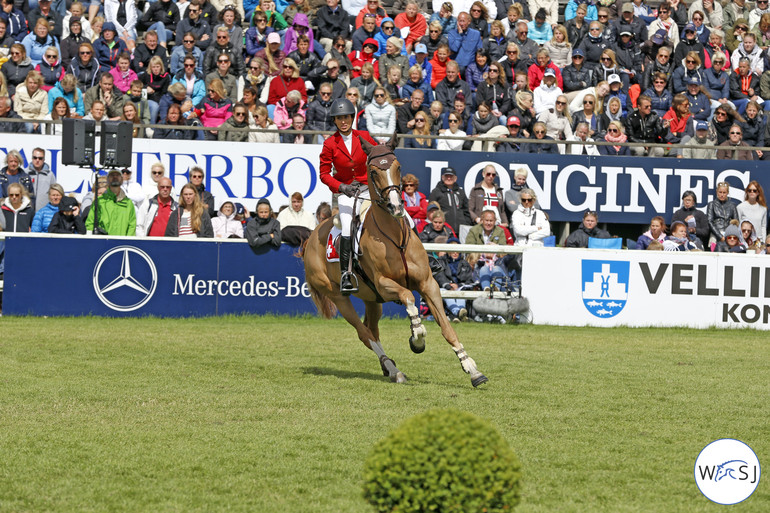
[319,98,379,295]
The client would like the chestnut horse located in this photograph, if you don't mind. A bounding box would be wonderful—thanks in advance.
[302,137,488,387]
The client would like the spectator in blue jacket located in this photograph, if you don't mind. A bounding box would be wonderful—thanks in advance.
[47,73,85,116]
[31,184,64,232]
[447,11,481,73]
[642,71,673,116]
[374,17,405,58]
[702,51,732,111]
[685,76,711,121]
[0,0,28,42]
[527,9,553,45]
[21,18,60,66]
[93,22,128,69]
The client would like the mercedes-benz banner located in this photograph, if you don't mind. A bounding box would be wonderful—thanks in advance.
[3,236,406,318]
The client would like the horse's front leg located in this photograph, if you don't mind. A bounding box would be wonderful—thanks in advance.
[376,277,427,354]
[418,277,489,387]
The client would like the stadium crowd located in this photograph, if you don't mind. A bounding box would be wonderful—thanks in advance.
[2,0,770,319]
[0,0,768,154]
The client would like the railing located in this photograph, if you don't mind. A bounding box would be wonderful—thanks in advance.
[6,116,768,154]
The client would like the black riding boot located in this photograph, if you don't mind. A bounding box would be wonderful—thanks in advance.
[339,236,358,295]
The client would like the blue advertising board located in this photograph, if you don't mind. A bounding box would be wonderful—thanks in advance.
[395,150,767,224]
[3,236,407,318]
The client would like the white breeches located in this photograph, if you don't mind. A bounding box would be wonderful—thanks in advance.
[339,189,370,237]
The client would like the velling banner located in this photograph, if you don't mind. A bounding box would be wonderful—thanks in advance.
[1,134,764,224]
[522,247,770,329]
[3,236,406,317]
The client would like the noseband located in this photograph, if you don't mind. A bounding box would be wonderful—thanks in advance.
[366,149,401,208]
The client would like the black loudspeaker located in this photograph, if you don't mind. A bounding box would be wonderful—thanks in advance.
[61,118,96,166]
[100,121,133,168]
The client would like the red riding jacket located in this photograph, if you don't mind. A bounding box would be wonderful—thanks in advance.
[319,129,378,194]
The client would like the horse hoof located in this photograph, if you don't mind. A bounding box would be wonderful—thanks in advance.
[392,371,407,384]
[471,374,489,387]
[409,335,425,354]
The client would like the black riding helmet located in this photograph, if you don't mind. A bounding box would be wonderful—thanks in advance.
[330,98,356,117]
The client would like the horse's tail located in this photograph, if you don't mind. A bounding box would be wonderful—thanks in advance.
[295,238,309,258]
[309,282,338,319]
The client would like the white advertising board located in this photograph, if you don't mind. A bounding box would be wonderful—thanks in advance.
[522,248,770,329]
[0,133,325,212]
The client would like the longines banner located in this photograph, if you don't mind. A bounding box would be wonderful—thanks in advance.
[522,248,770,330]
[1,134,765,223]
[2,236,406,317]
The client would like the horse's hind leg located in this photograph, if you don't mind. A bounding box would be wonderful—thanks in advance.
[363,300,406,383]
[336,297,406,384]
[418,278,489,387]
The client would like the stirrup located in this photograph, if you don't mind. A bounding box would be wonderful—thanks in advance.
[340,271,359,295]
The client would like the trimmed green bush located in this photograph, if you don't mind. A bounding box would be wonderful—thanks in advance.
[362,408,522,512]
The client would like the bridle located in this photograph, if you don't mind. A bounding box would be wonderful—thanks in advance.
[366,148,403,211]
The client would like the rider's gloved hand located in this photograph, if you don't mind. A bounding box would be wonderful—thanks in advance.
[338,183,357,197]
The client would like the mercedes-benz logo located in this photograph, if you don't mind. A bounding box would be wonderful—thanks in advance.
[93,246,158,312]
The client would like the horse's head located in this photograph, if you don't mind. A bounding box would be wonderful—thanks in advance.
[359,135,404,218]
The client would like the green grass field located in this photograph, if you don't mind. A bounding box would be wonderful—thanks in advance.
[0,316,766,512]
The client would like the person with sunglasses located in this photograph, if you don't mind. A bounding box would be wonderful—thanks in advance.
[244,11,276,57]
[217,101,251,141]
[469,164,508,227]
[671,22,705,67]
[714,221,746,253]
[717,124,755,160]
[203,27,244,77]
[175,1,212,51]
[737,181,767,243]
[1,42,32,96]
[723,2,752,35]
[0,183,34,234]
[35,47,65,92]
[576,21,610,68]
[373,16,405,59]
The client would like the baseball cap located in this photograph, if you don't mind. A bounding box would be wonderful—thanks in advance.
[59,196,78,212]
[684,23,696,32]
[235,202,246,215]
[651,32,665,45]
[267,32,281,44]
[608,73,621,85]
[696,121,708,130]
[620,30,633,37]
[622,2,633,13]
[543,68,556,77]
[572,48,584,58]
[506,115,521,126]
[687,76,701,85]
[414,43,427,54]
[442,167,456,176]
